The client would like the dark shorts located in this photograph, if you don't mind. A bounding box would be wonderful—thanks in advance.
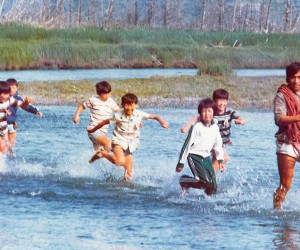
[112,144,132,156]
[180,154,217,195]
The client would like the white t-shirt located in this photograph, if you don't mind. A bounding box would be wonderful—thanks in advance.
[84,96,119,133]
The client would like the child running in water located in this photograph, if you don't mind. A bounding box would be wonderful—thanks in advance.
[6,78,43,152]
[176,98,224,195]
[0,81,32,154]
[181,88,245,172]
[87,93,169,181]
[73,81,119,155]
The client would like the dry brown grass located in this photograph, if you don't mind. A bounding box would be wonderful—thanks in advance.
[19,75,284,109]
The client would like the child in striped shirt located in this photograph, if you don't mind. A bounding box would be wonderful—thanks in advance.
[181,89,245,172]
[0,81,31,154]
[73,81,119,156]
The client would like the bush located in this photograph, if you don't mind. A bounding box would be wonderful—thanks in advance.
[199,61,233,76]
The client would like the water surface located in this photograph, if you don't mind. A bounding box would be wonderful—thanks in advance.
[0,68,285,82]
[1,107,300,249]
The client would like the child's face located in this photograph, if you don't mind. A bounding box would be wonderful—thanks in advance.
[0,92,10,103]
[200,107,214,125]
[99,92,110,101]
[214,98,228,114]
[288,70,300,94]
[10,84,18,96]
[122,102,136,117]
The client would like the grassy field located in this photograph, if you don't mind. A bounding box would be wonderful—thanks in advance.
[19,75,284,110]
[0,24,299,71]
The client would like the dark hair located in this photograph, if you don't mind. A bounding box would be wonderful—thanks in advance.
[198,98,216,115]
[96,81,111,94]
[0,81,11,94]
[212,88,229,101]
[6,78,18,87]
[286,62,300,83]
[121,93,138,104]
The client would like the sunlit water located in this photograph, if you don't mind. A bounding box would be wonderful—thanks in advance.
[0,68,285,82]
[1,106,300,249]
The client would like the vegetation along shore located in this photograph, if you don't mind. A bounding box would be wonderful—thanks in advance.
[1,24,293,110]
[19,75,284,110]
[0,24,300,70]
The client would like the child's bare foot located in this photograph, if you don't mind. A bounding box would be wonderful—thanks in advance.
[89,150,103,164]
[181,186,189,195]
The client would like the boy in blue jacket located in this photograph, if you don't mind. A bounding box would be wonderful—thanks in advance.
[6,78,43,151]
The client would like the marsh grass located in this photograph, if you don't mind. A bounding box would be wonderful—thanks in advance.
[19,75,284,109]
[0,24,300,70]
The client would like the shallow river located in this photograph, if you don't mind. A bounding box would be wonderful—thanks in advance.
[1,106,299,249]
[0,68,285,82]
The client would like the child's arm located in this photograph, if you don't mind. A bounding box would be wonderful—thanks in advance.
[19,97,32,109]
[87,119,110,133]
[234,116,245,125]
[148,114,169,129]
[181,115,199,133]
[73,104,85,124]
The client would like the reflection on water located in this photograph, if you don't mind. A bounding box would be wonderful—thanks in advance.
[273,222,300,249]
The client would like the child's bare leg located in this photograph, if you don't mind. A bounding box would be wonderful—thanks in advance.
[0,135,9,154]
[96,135,112,152]
[123,154,133,181]
[8,132,16,148]
[274,153,295,210]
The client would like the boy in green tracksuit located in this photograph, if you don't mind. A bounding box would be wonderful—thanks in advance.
[176,98,224,195]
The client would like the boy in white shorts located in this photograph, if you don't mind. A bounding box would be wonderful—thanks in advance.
[87,93,169,181]
[73,81,119,154]
[273,62,300,209]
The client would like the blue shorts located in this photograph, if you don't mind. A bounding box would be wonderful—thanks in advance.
[88,129,106,150]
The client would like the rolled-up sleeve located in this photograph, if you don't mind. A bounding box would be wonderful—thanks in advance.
[274,93,286,126]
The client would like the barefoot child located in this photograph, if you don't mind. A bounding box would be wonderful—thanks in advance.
[181,88,245,172]
[73,81,119,154]
[6,78,43,151]
[87,93,169,181]
[176,98,224,195]
[0,81,31,154]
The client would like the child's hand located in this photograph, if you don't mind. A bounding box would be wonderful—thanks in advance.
[24,97,32,103]
[161,121,169,129]
[36,111,43,117]
[176,163,184,172]
[87,126,95,133]
[181,127,188,133]
[5,109,12,116]
[219,163,226,172]
[73,115,80,124]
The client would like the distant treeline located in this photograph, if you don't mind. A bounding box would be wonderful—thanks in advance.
[0,0,300,33]
[0,24,300,71]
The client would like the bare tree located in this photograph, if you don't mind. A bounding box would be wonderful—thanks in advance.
[284,0,292,32]
[103,0,116,29]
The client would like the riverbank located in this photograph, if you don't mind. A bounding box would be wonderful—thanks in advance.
[0,24,300,70]
[19,75,284,109]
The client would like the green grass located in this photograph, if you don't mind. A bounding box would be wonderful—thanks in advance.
[0,24,300,71]
[19,75,283,109]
